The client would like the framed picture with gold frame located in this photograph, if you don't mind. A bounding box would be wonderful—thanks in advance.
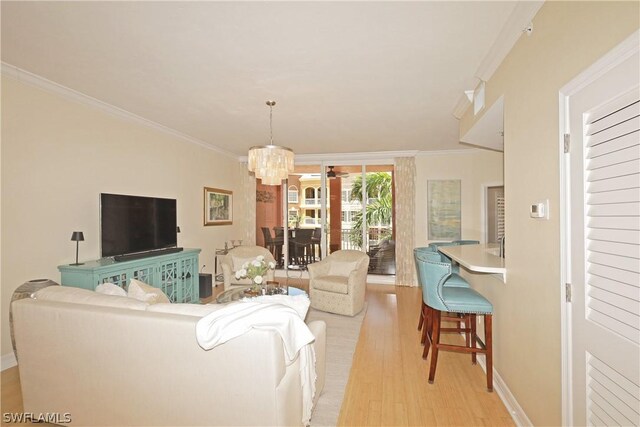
[204,187,232,226]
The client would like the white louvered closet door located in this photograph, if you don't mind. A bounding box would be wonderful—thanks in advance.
[569,49,640,427]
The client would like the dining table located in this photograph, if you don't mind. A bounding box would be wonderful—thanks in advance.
[273,227,318,266]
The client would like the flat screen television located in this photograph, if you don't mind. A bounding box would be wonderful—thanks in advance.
[100,193,177,258]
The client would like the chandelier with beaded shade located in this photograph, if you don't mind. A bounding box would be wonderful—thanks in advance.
[247,101,294,185]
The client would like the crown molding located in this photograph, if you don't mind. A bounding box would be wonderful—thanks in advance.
[452,1,544,120]
[453,92,473,119]
[416,148,481,156]
[475,1,544,82]
[1,62,237,159]
[238,150,420,164]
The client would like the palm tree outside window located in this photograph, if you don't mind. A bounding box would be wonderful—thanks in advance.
[349,172,393,248]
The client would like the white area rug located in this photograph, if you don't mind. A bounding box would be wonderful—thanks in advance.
[307,304,367,427]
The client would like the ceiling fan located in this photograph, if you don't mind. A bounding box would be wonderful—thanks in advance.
[285,166,349,178]
[326,166,349,179]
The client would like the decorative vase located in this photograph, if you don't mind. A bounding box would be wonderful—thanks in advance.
[251,280,263,294]
[243,287,261,297]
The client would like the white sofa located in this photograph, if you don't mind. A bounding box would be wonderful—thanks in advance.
[12,286,326,426]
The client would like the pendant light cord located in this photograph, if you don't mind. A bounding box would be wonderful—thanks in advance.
[266,100,276,145]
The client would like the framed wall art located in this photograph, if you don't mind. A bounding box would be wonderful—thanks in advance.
[427,179,461,240]
[204,187,232,226]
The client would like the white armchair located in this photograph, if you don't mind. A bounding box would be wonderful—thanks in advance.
[221,246,276,291]
[307,250,369,316]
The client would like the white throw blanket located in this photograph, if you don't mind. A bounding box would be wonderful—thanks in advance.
[195,300,317,426]
[247,294,311,319]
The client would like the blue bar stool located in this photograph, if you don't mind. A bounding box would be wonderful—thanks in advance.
[427,241,458,254]
[429,240,479,275]
[415,255,494,391]
[428,241,461,270]
[414,249,471,348]
[414,247,467,285]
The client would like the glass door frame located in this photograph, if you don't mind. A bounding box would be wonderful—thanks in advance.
[318,162,367,260]
[281,159,393,271]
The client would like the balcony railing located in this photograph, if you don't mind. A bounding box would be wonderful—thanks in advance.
[337,227,391,251]
[340,229,361,250]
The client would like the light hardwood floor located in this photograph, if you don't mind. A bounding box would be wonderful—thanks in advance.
[339,285,513,426]
[1,283,513,426]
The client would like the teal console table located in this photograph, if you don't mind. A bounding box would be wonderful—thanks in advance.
[58,248,201,303]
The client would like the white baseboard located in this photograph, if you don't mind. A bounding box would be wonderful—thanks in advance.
[366,274,396,285]
[476,354,533,427]
[1,352,17,371]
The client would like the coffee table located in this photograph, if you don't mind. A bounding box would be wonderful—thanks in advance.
[286,264,307,287]
[216,285,307,304]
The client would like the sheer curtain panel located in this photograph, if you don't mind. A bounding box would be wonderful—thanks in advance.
[240,162,257,245]
[394,157,417,286]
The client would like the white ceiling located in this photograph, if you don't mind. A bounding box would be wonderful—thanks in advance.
[1,1,520,157]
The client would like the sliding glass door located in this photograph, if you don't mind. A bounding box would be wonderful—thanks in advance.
[256,162,395,276]
[339,165,395,274]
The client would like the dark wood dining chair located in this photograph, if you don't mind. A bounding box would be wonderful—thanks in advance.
[261,227,283,265]
[291,228,314,266]
[311,228,322,261]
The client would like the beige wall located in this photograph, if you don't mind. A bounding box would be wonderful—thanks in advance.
[459,2,639,425]
[1,76,248,356]
[415,150,504,248]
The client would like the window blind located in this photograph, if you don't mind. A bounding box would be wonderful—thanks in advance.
[496,195,505,240]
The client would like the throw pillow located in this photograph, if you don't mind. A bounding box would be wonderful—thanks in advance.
[95,282,127,297]
[127,279,171,304]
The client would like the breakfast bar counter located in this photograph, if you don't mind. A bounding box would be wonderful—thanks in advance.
[438,244,506,281]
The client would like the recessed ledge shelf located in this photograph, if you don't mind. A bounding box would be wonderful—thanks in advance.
[438,244,506,282]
